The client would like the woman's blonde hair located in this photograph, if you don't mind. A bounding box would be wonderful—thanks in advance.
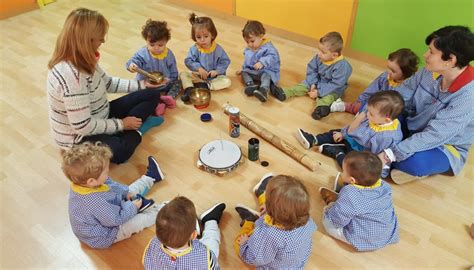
[265,175,310,230]
[61,142,112,184]
[48,8,108,74]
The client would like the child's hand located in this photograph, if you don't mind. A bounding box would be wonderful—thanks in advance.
[308,89,318,99]
[133,198,142,209]
[127,193,135,201]
[348,111,366,132]
[235,70,242,75]
[122,116,142,130]
[332,131,343,142]
[237,234,249,245]
[197,67,208,80]
[259,205,266,216]
[253,62,263,70]
[378,152,390,166]
[128,63,138,72]
[208,70,218,78]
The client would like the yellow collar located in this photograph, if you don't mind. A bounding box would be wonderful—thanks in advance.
[323,55,344,65]
[369,119,399,132]
[160,242,193,259]
[248,38,270,51]
[263,214,284,229]
[149,47,168,60]
[71,182,109,195]
[432,72,441,80]
[352,178,382,189]
[387,78,401,87]
[197,41,217,54]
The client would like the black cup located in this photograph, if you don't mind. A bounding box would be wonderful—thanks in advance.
[248,138,259,161]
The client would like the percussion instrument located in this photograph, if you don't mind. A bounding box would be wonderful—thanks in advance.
[135,67,164,84]
[190,88,211,109]
[197,140,244,175]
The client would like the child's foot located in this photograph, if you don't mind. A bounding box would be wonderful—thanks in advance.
[253,88,268,102]
[200,203,226,224]
[297,128,316,149]
[146,156,164,182]
[253,173,274,198]
[160,95,177,109]
[235,204,259,227]
[136,194,155,213]
[181,87,192,103]
[319,187,338,205]
[330,98,345,112]
[138,116,164,135]
[319,144,345,159]
[311,106,330,120]
[270,85,286,101]
[244,84,259,96]
[390,169,425,184]
[333,172,346,193]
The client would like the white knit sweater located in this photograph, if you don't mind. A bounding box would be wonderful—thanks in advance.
[47,61,144,148]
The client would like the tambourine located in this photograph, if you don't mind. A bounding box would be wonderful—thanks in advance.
[197,140,244,176]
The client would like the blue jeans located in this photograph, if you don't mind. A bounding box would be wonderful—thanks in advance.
[241,71,271,90]
[83,89,161,164]
[392,148,451,177]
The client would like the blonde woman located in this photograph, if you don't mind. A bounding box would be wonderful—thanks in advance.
[47,8,164,164]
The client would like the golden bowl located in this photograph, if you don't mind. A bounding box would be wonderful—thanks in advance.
[148,72,164,84]
[189,88,211,109]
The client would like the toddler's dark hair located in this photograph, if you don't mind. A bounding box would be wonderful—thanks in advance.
[344,151,382,186]
[368,90,404,120]
[189,13,217,41]
[388,48,419,79]
[242,20,266,38]
[141,19,171,43]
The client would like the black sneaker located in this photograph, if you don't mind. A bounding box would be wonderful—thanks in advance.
[181,87,192,103]
[253,173,274,198]
[311,106,330,120]
[270,84,286,101]
[319,144,345,159]
[146,156,164,183]
[235,204,259,226]
[136,194,155,213]
[253,88,268,102]
[244,84,259,96]
[297,128,316,149]
[200,203,226,224]
[167,80,181,99]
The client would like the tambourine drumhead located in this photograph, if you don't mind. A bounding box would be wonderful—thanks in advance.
[199,140,242,170]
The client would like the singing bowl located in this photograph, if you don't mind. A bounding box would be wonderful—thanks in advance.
[148,72,164,84]
[190,88,211,109]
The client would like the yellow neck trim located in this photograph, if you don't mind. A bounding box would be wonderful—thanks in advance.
[263,214,284,229]
[323,55,344,65]
[149,47,168,60]
[71,182,109,195]
[197,41,217,54]
[160,242,193,259]
[432,72,441,80]
[369,119,399,132]
[352,178,382,189]
[387,78,401,87]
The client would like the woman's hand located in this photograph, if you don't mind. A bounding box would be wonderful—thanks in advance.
[122,116,142,130]
[197,67,208,80]
[332,131,343,142]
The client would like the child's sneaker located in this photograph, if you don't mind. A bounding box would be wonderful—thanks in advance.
[270,84,286,101]
[330,98,345,112]
[235,204,259,226]
[253,88,268,102]
[319,187,339,205]
[146,156,164,183]
[181,87,192,103]
[311,106,330,120]
[297,128,316,149]
[319,144,345,159]
[333,172,346,193]
[136,194,155,213]
[253,173,274,198]
[200,203,226,224]
[244,84,259,96]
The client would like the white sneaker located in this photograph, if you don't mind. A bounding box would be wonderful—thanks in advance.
[330,98,345,112]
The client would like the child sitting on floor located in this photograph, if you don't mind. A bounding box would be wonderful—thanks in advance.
[319,151,399,251]
[282,31,352,119]
[62,142,165,249]
[238,20,285,102]
[234,174,316,269]
[127,19,181,99]
[331,48,418,114]
[297,90,404,178]
[143,196,225,269]
[180,13,231,103]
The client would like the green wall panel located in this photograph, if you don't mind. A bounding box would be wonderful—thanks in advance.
[351,0,474,65]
